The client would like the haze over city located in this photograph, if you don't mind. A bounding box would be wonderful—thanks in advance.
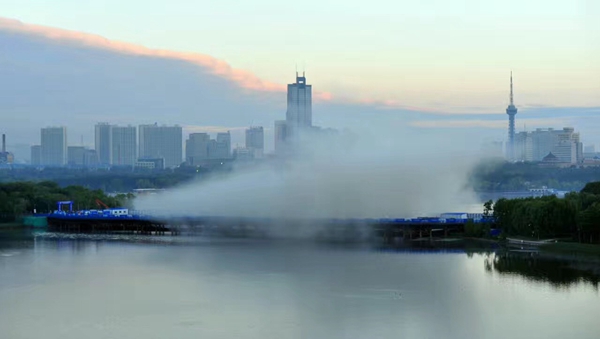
[1,0,599,159]
[3,3,600,339]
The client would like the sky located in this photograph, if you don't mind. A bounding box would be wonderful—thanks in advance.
[0,0,599,159]
[2,0,599,111]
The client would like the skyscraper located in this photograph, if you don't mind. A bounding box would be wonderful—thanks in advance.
[506,72,518,160]
[212,132,231,159]
[274,120,288,155]
[111,126,137,166]
[185,133,210,165]
[245,126,264,158]
[30,145,41,165]
[286,72,312,130]
[41,127,67,166]
[138,124,182,168]
[95,123,112,165]
[514,127,583,164]
[67,146,86,166]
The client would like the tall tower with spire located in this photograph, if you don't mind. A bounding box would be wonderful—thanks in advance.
[506,72,518,160]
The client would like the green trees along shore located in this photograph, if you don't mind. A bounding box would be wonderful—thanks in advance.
[2,179,600,245]
[0,181,130,222]
[492,182,600,244]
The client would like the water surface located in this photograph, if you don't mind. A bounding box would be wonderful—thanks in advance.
[1,230,599,339]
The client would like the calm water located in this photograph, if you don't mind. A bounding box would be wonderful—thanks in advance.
[1,230,599,339]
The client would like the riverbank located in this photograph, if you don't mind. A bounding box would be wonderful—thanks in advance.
[460,235,600,259]
[0,222,26,230]
[540,242,600,258]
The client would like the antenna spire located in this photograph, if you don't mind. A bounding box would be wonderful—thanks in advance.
[510,71,514,106]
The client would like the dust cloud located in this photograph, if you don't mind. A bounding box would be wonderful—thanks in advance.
[134,126,484,220]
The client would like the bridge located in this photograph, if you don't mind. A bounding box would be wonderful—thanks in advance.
[41,211,492,241]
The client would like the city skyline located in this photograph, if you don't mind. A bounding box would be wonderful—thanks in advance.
[0,15,598,160]
[1,68,597,165]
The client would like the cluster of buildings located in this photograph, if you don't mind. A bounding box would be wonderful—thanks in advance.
[19,72,322,169]
[2,72,596,169]
[503,74,594,166]
[27,123,265,169]
[185,127,264,166]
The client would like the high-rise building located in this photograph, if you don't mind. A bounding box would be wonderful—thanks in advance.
[185,133,210,165]
[84,149,98,167]
[41,127,67,166]
[67,146,86,166]
[245,127,264,158]
[95,123,112,165]
[0,134,14,164]
[274,120,288,155]
[31,145,41,165]
[111,126,137,166]
[514,132,533,162]
[514,127,583,164]
[505,72,518,160]
[185,132,231,165]
[275,72,315,155]
[138,124,182,168]
[286,72,312,131]
[213,132,231,159]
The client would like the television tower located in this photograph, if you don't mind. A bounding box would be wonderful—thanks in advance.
[506,72,518,160]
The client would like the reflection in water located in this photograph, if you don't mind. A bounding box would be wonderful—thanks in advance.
[2,230,600,339]
[485,251,600,289]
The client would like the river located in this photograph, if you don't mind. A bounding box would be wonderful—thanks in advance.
[1,230,599,339]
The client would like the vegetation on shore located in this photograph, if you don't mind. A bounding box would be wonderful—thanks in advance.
[491,181,600,244]
[0,166,206,192]
[470,160,600,192]
[0,181,130,222]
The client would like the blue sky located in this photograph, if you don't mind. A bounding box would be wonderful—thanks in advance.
[2,0,598,112]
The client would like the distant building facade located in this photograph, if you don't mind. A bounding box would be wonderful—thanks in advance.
[41,127,67,166]
[111,126,137,166]
[274,120,288,155]
[67,146,86,166]
[84,149,98,167]
[135,158,165,170]
[186,133,210,165]
[185,131,231,165]
[138,124,182,168]
[31,145,41,165]
[0,134,14,164]
[286,72,312,130]
[95,123,112,166]
[275,73,313,155]
[211,132,231,159]
[245,127,264,158]
[514,127,583,164]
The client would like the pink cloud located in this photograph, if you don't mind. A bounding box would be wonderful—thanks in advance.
[0,17,289,93]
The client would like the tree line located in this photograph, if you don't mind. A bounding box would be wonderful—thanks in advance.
[0,167,201,192]
[491,181,600,244]
[470,160,600,192]
[0,181,130,222]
